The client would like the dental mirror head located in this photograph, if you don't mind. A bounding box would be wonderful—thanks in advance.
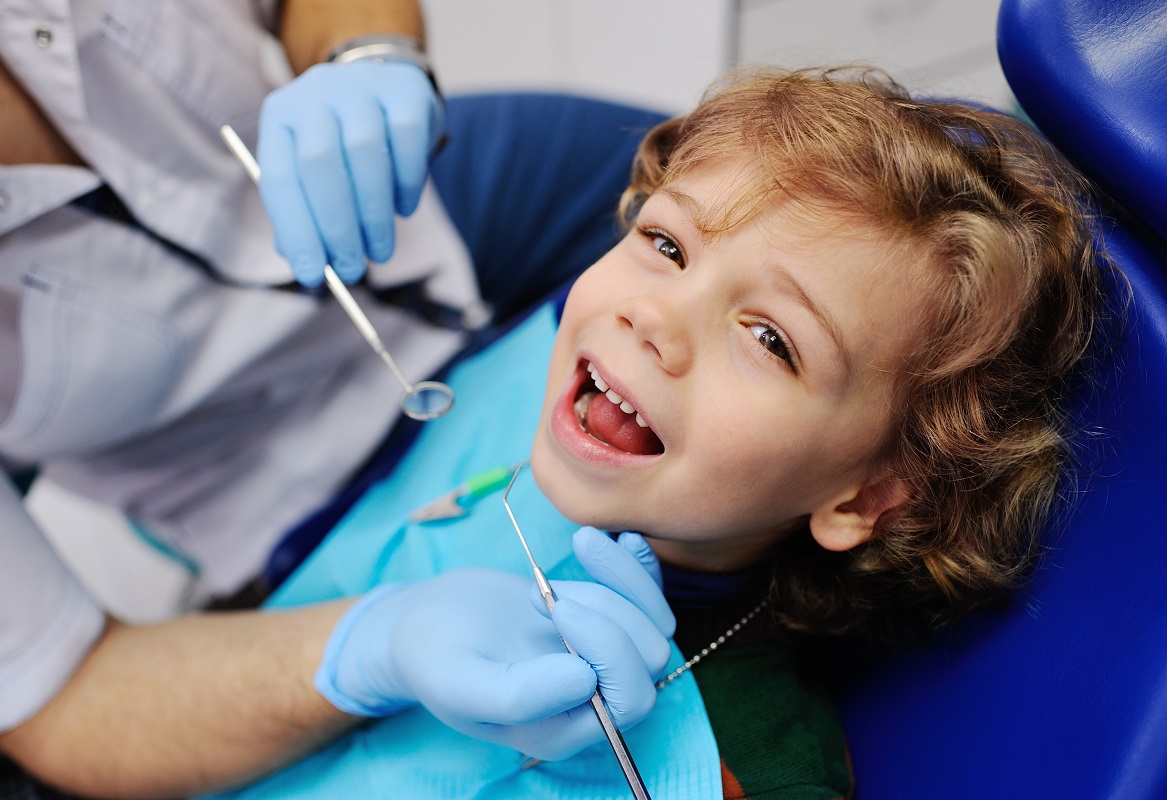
[402,380,455,420]
[218,124,455,422]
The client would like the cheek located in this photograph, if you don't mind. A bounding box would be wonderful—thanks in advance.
[551,273,607,351]
[541,281,599,400]
[566,252,621,303]
[683,394,851,512]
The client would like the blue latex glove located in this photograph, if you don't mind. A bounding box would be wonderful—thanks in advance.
[257,60,442,287]
[315,527,675,761]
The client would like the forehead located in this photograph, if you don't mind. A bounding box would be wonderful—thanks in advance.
[659,157,917,273]
[654,157,773,240]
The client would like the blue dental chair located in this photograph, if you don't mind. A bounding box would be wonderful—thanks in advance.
[832,0,1167,797]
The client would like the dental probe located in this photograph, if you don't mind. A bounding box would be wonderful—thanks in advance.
[501,463,652,800]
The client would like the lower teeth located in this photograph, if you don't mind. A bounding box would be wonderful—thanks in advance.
[574,391,594,426]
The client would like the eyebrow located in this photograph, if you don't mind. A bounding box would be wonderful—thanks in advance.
[769,265,853,380]
[659,186,707,231]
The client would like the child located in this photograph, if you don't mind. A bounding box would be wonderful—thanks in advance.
[212,66,1109,799]
[554,65,1110,652]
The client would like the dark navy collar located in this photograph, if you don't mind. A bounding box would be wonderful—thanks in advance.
[660,558,772,612]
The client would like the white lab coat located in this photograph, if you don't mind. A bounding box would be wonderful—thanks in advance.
[0,0,481,730]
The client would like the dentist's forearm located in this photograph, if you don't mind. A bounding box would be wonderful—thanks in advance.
[278,0,426,74]
[0,604,358,799]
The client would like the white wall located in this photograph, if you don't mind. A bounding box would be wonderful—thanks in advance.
[426,0,1014,115]
[425,0,736,115]
[736,0,1012,109]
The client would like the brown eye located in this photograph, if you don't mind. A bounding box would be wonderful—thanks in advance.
[652,235,682,265]
[749,323,794,366]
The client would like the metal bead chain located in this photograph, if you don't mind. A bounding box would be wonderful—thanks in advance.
[655,599,769,690]
[520,599,770,773]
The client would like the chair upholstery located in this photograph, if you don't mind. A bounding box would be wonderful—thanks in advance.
[835,1,1167,797]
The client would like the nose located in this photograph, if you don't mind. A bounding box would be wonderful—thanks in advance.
[614,290,695,375]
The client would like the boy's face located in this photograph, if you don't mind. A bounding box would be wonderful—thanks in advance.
[530,160,923,571]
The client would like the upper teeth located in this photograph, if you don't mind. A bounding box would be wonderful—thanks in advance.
[587,362,648,427]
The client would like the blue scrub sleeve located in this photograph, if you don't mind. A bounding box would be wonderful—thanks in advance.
[430,93,669,324]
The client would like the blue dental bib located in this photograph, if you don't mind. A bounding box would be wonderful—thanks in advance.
[204,303,722,800]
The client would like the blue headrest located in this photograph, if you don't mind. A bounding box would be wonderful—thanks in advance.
[998,0,1167,240]
[834,1,1167,797]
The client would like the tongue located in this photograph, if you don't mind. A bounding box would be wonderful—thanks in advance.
[585,392,664,455]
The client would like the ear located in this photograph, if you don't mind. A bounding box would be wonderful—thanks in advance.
[808,476,912,552]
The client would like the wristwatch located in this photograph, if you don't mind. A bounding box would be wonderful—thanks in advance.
[326,33,439,91]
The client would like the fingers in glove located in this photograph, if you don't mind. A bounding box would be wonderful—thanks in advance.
[550,598,658,727]
[257,120,329,287]
[422,652,597,727]
[536,582,671,678]
[334,91,396,265]
[572,526,675,637]
[616,531,663,588]
[455,700,606,763]
[288,111,366,283]
[375,65,436,217]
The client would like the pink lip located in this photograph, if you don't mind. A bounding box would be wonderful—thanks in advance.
[548,359,664,468]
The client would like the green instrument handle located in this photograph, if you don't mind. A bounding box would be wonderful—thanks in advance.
[465,465,516,498]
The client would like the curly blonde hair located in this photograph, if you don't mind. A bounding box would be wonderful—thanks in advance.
[620,67,1114,649]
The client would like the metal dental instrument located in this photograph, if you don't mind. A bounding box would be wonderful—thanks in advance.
[501,463,652,800]
[218,125,455,421]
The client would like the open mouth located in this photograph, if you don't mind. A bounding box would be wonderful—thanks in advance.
[572,361,665,455]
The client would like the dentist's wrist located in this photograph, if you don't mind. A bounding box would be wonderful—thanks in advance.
[315,583,415,717]
[326,33,440,95]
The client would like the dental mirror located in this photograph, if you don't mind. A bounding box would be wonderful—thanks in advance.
[219,124,455,422]
[401,380,456,420]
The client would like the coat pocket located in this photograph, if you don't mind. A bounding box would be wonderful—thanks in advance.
[0,264,181,460]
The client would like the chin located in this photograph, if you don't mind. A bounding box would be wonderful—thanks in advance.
[530,437,625,531]
[530,439,588,523]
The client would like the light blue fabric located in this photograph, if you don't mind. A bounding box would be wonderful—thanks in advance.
[205,303,723,800]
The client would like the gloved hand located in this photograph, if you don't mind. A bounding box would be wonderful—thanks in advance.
[257,60,442,287]
[315,527,675,761]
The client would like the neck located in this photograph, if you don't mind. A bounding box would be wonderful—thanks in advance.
[659,557,772,612]
[0,61,84,166]
[661,557,775,664]
[648,533,783,574]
